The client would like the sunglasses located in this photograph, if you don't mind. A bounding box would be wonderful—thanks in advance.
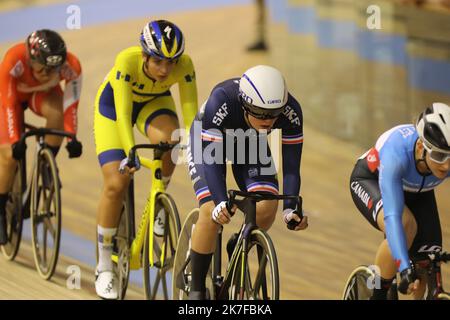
[423,141,450,164]
[31,60,61,74]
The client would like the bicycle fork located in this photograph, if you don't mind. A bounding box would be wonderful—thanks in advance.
[129,160,166,269]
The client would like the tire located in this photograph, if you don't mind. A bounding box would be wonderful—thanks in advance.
[437,293,450,300]
[342,266,375,300]
[1,160,25,260]
[114,195,132,300]
[172,208,199,300]
[143,193,181,300]
[30,148,61,280]
[229,229,279,300]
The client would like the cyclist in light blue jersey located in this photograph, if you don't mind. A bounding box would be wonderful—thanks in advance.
[349,102,450,299]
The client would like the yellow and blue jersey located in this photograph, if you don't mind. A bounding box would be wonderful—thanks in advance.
[94,46,197,165]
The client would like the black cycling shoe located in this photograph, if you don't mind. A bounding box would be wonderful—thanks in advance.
[0,212,7,245]
[188,290,206,300]
[226,233,239,261]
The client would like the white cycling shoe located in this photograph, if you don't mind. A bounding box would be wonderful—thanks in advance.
[95,269,118,300]
[153,208,166,237]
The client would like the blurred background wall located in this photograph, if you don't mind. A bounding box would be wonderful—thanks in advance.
[266,0,450,147]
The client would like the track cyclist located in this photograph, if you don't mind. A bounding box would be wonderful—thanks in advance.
[349,102,450,299]
[93,20,198,299]
[186,65,308,300]
[0,29,82,245]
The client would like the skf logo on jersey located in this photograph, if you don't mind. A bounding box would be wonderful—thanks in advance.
[212,103,229,126]
[282,105,300,126]
[366,147,380,173]
[351,181,373,209]
[46,55,63,66]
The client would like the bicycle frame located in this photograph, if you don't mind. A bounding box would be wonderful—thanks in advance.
[21,125,75,216]
[127,157,166,270]
[116,143,180,271]
[413,252,449,299]
[213,191,300,300]
[214,198,258,299]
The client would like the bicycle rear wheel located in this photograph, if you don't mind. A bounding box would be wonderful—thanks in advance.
[30,148,61,280]
[230,228,279,300]
[342,266,375,300]
[114,196,132,300]
[143,193,181,300]
[1,160,25,260]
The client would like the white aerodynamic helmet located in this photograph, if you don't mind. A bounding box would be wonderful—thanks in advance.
[416,102,450,163]
[239,65,288,119]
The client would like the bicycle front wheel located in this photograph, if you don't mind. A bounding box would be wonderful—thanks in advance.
[437,293,450,300]
[230,228,279,300]
[30,148,61,280]
[342,266,375,300]
[143,193,181,300]
[172,208,198,300]
[1,160,25,260]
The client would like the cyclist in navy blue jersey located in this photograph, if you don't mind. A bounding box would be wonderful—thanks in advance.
[350,102,450,299]
[186,65,308,299]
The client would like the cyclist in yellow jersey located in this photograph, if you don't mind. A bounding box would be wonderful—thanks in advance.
[93,20,197,299]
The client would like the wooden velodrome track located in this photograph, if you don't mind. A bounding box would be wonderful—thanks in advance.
[0,3,449,300]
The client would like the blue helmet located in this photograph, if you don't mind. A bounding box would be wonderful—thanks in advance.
[140,20,185,60]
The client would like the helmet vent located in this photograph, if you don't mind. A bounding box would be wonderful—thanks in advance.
[439,114,446,124]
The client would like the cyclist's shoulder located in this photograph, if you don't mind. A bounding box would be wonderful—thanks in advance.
[210,78,239,96]
[1,43,27,78]
[114,46,142,68]
[63,52,82,75]
[276,93,303,129]
[377,124,416,151]
[170,54,195,82]
[175,53,194,69]
[1,43,26,65]
[205,78,239,108]
[377,125,416,168]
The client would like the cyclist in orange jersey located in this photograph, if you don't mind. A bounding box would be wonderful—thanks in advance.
[0,29,82,245]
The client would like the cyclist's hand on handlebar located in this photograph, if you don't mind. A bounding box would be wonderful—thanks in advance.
[11,141,27,160]
[212,201,236,225]
[66,140,82,158]
[283,209,308,231]
[119,155,141,174]
[398,267,419,295]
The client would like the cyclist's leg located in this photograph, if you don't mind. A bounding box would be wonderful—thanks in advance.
[136,96,179,235]
[186,125,219,299]
[135,95,179,187]
[190,200,219,298]
[0,102,22,244]
[350,158,396,299]
[404,190,442,299]
[93,82,129,299]
[232,161,279,231]
[30,86,64,156]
